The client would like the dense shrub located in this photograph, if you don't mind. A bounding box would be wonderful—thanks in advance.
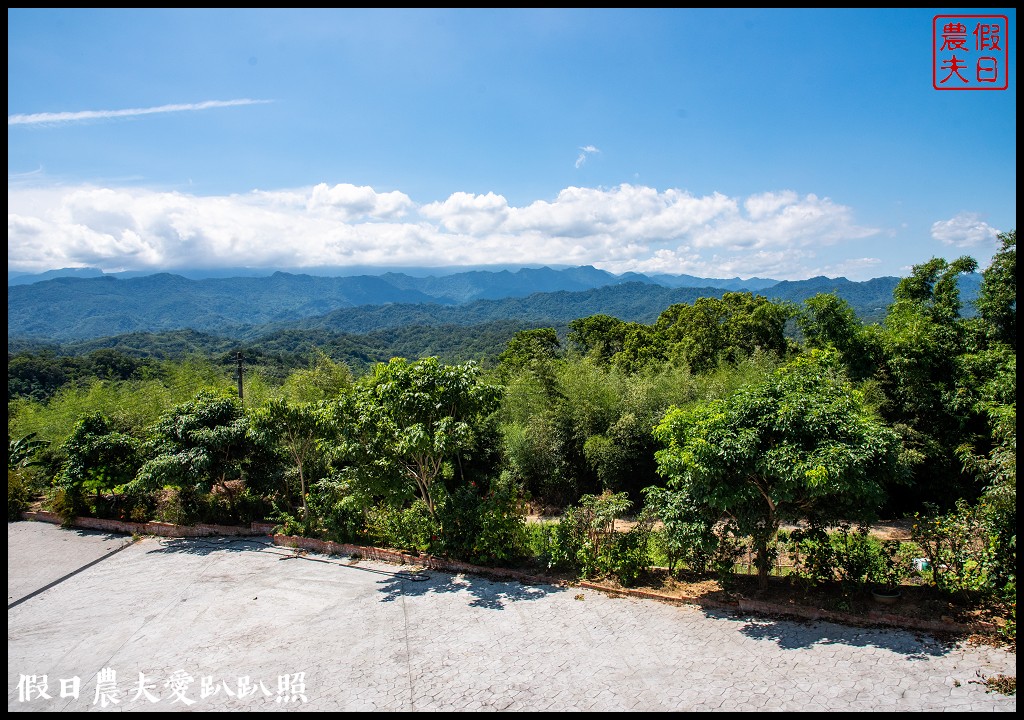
[435,474,530,566]
[8,469,32,521]
[364,500,435,553]
[542,491,653,585]
[912,500,989,594]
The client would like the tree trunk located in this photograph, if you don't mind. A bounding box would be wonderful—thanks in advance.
[755,515,779,593]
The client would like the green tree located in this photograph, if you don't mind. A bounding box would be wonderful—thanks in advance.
[281,351,353,404]
[655,293,792,374]
[55,413,144,517]
[338,358,501,515]
[568,315,629,364]
[975,229,1015,348]
[250,399,335,521]
[497,328,561,378]
[131,391,273,510]
[797,293,879,380]
[877,255,981,507]
[654,351,905,591]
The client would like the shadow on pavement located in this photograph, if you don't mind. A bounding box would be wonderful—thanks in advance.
[144,536,276,556]
[706,607,956,657]
[148,537,558,610]
[375,570,557,610]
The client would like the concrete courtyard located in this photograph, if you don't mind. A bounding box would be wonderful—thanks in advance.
[7,521,1016,712]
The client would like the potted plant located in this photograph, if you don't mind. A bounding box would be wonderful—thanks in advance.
[868,540,915,604]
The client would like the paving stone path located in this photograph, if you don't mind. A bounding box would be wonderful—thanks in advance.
[7,522,1016,712]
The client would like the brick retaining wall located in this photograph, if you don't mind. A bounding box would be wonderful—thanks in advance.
[20,511,274,538]
[17,512,998,638]
[270,534,554,586]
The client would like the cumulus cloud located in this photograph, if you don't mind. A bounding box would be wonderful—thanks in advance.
[306,183,414,220]
[7,182,882,279]
[8,99,272,126]
[575,145,600,169]
[420,192,510,234]
[931,212,1000,247]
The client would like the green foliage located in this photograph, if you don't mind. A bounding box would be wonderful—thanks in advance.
[655,292,793,374]
[153,485,267,527]
[363,500,435,553]
[281,351,353,404]
[8,469,32,520]
[974,230,1016,348]
[787,525,837,587]
[338,357,502,515]
[497,328,561,378]
[47,486,84,526]
[568,315,629,363]
[497,350,782,510]
[543,491,650,584]
[797,293,880,380]
[643,485,721,576]
[868,540,917,591]
[876,254,987,509]
[131,391,282,523]
[608,513,655,586]
[54,413,144,520]
[912,500,990,594]
[655,350,905,590]
[787,525,911,591]
[250,398,336,520]
[434,473,530,566]
[7,432,53,505]
[500,413,569,507]
[829,524,881,590]
[998,580,1016,642]
[7,348,160,402]
[8,432,50,470]
[302,475,372,544]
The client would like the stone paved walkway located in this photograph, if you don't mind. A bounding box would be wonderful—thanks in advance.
[7,522,1016,711]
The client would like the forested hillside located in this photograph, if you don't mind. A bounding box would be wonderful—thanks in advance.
[8,234,1015,634]
[9,266,940,342]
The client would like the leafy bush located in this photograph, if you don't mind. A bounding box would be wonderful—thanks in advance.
[912,501,989,594]
[435,475,529,566]
[8,469,32,521]
[543,491,652,584]
[788,523,888,590]
[867,540,917,591]
[364,500,435,553]
[307,477,370,544]
[643,486,721,576]
[788,525,836,587]
[47,486,86,527]
[831,524,881,589]
[711,524,746,589]
[608,513,654,586]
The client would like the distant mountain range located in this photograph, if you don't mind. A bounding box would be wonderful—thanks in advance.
[7,264,778,294]
[7,265,980,344]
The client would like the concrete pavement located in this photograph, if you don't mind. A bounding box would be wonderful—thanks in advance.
[7,521,1016,711]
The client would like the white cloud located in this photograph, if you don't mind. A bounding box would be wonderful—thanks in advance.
[419,192,510,234]
[307,183,414,220]
[6,182,882,279]
[575,145,600,169]
[8,99,272,126]
[930,212,1000,247]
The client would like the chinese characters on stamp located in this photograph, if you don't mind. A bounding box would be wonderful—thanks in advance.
[934,15,1009,90]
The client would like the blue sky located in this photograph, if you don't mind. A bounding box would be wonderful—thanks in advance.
[7,8,1017,280]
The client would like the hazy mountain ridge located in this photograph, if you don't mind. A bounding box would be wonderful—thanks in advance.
[9,265,776,341]
[8,265,980,344]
